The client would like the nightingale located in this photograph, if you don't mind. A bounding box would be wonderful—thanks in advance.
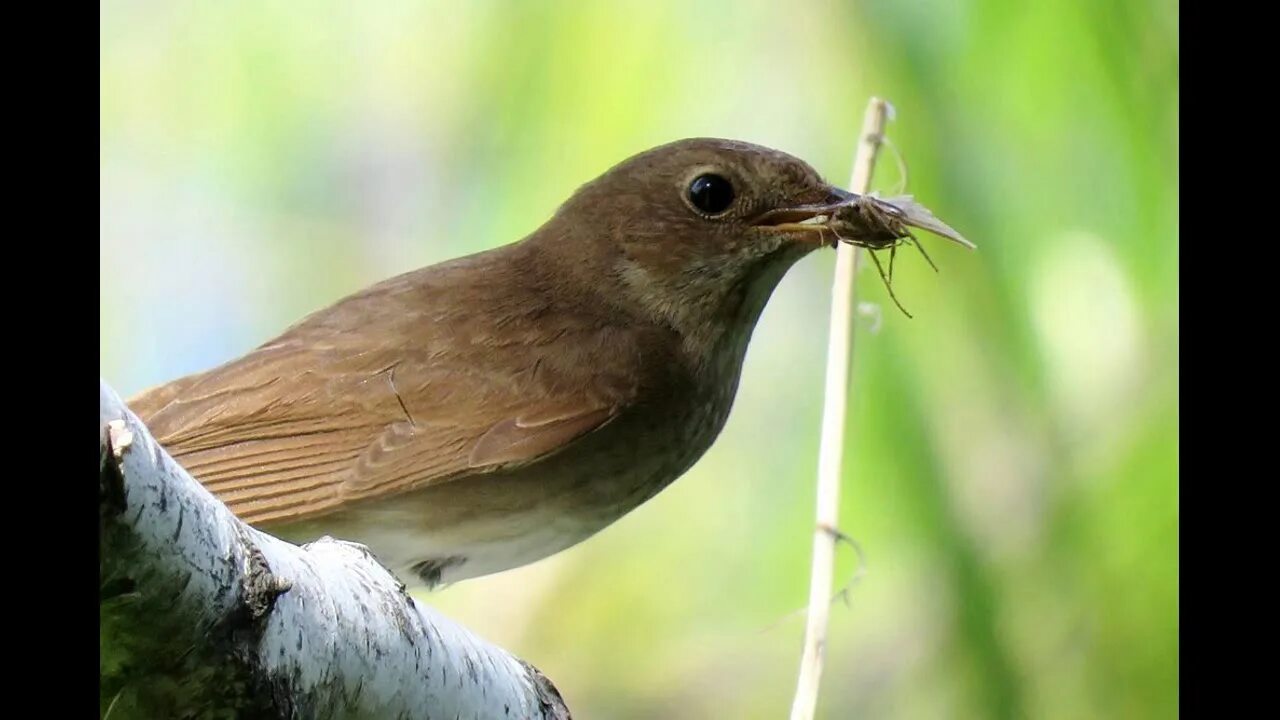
[128,138,900,588]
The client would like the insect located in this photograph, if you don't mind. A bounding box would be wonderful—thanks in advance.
[825,194,975,318]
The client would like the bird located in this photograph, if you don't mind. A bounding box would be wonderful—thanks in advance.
[128,138,882,589]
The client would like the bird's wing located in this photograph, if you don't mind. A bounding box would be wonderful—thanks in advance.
[130,323,638,527]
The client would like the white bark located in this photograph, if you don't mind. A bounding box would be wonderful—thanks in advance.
[99,378,571,719]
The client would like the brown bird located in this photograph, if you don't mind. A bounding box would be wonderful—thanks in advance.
[128,138,876,588]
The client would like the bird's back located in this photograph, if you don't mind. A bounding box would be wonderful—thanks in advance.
[129,241,668,531]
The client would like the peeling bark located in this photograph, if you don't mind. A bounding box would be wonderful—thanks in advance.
[99,379,571,720]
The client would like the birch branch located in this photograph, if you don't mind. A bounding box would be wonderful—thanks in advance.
[99,378,571,720]
[789,97,893,720]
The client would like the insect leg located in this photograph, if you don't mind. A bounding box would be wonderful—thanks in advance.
[908,230,939,273]
[867,248,913,319]
[818,224,837,249]
[881,134,910,197]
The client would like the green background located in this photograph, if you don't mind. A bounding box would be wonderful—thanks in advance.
[100,1,1178,717]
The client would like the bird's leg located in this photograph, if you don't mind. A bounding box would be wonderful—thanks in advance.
[409,556,466,590]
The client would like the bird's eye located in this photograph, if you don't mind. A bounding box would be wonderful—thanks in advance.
[688,174,735,215]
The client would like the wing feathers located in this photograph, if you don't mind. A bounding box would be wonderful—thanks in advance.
[134,361,631,527]
[468,407,615,468]
[128,271,645,528]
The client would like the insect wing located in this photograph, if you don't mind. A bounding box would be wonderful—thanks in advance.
[878,195,976,249]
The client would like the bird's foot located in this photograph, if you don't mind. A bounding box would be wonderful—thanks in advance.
[408,556,467,590]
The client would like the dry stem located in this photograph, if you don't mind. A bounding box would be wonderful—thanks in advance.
[789,97,893,720]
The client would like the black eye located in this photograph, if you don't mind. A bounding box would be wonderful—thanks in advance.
[688,174,735,215]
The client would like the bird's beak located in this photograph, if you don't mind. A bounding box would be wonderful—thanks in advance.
[748,186,856,238]
[749,186,976,251]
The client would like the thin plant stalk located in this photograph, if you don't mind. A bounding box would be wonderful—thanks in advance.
[789,97,892,720]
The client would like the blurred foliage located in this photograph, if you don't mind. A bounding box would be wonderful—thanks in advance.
[101,0,1177,717]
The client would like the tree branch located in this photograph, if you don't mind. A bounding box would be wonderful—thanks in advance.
[99,378,571,719]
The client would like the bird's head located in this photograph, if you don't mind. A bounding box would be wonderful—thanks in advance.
[537,138,853,364]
